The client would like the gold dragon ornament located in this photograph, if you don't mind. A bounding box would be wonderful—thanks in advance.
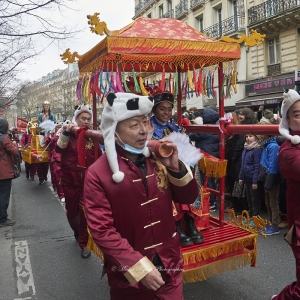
[221,29,266,47]
[227,209,270,237]
[60,48,82,64]
[87,13,119,36]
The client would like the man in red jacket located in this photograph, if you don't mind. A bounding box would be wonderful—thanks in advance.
[274,89,300,299]
[84,92,198,300]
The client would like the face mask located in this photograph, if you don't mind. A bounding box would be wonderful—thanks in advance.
[115,133,146,155]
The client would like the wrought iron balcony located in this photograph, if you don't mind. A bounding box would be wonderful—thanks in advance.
[203,15,245,40]
[249,0,300,25]
[135,2,144,16]
[144,0,154,7]
[267,63,281,76]
[190,0,205,10]
[161,9,174,18]
[176,0,188,19]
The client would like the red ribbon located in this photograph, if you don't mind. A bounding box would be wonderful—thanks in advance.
[76,126,89,167]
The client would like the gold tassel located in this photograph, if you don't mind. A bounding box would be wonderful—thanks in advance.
[139,76,149,96]
[86,231,104,261]
[187,69,195,90]
[183,233,257,265]
[183,252,254,283]
[199,156,228,178]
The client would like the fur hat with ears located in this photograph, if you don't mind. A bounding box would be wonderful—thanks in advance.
[101,92,154,183]
[71,104,93,125]
[279,89,300,144]
[263,109,274,120]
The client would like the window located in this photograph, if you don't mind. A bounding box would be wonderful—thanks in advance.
[159,5,163,17]
[147,13,152,18]
[195,16,203,32]
[268,38,280,64]
[167,0,172,11]
[217,8,222,23]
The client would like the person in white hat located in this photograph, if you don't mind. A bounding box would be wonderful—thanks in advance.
[84,92,198,300]
[56,103,101,259]
[272,89,300,299]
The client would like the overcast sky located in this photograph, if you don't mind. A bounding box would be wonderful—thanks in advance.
[19,0,135,82]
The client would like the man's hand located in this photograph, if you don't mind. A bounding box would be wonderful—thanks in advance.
[151,138,180,171]
[63,123,76,133]
[140,269,165,291]
[252,183,257,190]
[239,180,243,186]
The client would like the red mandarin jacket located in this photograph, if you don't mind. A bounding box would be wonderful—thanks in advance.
[84,146,198,289]
[279,131,300,246]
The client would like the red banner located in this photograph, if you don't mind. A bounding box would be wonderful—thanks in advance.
[16,117,28,132]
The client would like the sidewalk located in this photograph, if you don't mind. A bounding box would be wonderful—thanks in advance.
[0,187,15,300]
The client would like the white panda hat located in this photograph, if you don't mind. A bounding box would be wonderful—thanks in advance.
[72,104,93,125]
[101,92,154,183]
[279,89,300,144]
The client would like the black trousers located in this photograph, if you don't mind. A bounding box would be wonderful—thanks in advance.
[0,178,12,222]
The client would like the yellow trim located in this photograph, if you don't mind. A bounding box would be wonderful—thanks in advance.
[124,256,156,285]
[168,161,193,187]
[86,232,104,261]
[199,156,228,178]
[183,252,255,283]
[182,234,257,266]
[144,220,161,229]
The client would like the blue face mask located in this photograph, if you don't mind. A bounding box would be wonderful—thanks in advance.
[115,133,146,155]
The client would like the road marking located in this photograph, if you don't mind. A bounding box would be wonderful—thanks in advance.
[14,241,36,297]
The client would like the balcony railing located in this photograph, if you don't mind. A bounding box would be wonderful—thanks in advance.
[144,0,154,7]
[203,15,245,39]
[248,0,300,25]
[176,0,188,18]
[190,0,205,10]
[161,9,174,18]
[267,63,281,76]
[135,2,144,16]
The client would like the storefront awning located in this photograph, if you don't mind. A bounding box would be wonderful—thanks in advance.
[235,92,283,107]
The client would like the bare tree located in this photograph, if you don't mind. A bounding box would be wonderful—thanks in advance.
[0,0,80,106]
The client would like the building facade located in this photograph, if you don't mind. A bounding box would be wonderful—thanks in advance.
[134,0,300,113]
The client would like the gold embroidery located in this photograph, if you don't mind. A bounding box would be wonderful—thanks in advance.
[151,159,169,192]
[85,140,93,149]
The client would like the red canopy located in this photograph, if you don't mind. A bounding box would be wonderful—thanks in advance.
[78,17,240,73]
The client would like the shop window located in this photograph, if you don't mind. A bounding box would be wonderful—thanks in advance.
[167,0,172,11]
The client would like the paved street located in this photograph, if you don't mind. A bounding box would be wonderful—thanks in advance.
[0,165,295,300]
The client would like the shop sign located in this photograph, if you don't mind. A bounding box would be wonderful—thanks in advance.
[246,77,295,96]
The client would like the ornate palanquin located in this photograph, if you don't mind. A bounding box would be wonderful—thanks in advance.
[75,15,258,283]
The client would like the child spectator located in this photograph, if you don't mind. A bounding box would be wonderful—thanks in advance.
[239,134,262,225]
[258,120,281,235]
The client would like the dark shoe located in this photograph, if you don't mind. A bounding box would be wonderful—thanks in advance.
[175,221,193,247]
[185,214,204,244]
[0,219,15,227]
[26,174,29,179]
[81,248,91,259]
[45,176,48,181]
[39,180,45,185]
[30,177,34,181]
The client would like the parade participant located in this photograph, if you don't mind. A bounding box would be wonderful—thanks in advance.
[20,122,37,180]
[150,92,204,247]
[56,104,101,259]
[38,100,56,124]
[272,89,300,299]
[45,122,65,202]
[84,92,198,300]
[37,101,56,184]
[0,118,18,226]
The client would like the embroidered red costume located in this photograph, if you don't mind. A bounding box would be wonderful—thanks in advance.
[84,146,198,299]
